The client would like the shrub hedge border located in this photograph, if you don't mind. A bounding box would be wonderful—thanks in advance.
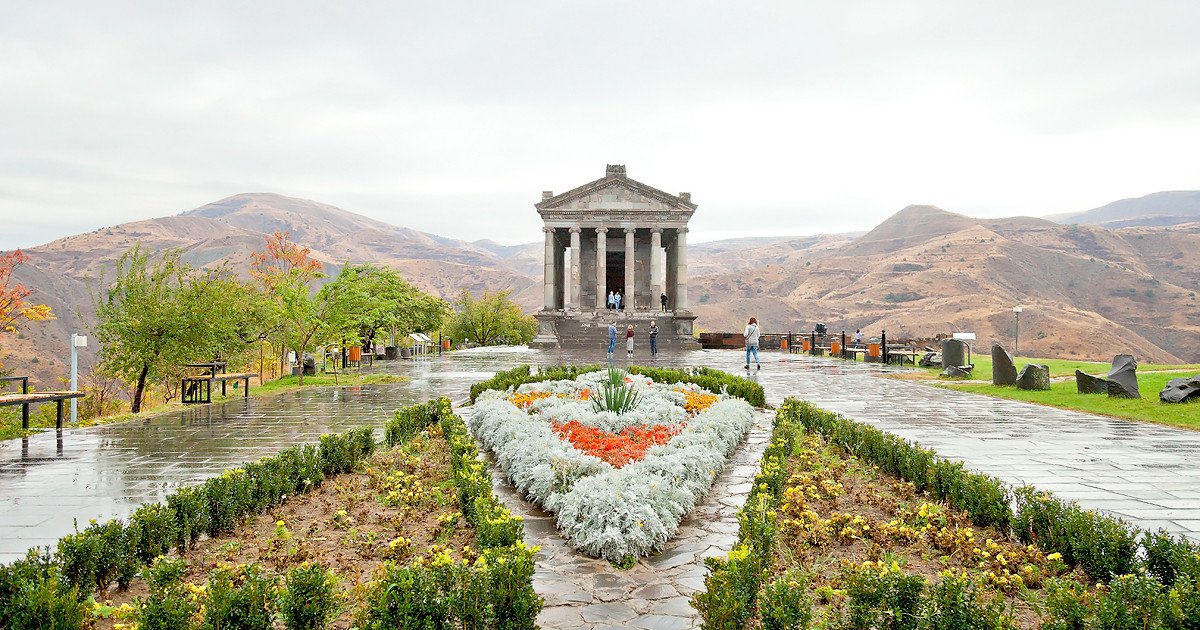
[0,398,542,629]
[694,397,1200,628]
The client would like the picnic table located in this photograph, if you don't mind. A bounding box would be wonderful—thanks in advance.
[0,375,85,430]
[886,350,923,366]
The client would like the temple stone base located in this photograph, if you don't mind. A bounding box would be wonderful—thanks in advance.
[531,310,700,350]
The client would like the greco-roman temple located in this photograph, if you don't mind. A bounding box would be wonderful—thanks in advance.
[531,165,700,349]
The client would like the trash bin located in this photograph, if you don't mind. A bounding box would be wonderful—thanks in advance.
[442,338,451,351]
[831,340,842,355]
[348,346,362,362]
[867,343,882,363]
[780,338,788,350]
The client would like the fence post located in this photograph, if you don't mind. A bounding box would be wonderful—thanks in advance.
[881,330,888,364]
[841,330,847,359]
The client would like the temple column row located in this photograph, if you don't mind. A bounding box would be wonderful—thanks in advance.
[542,225,687,312]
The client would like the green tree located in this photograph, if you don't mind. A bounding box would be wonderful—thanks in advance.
[445,289,536,347]
[95,247,260,412]
[324,264,449,351]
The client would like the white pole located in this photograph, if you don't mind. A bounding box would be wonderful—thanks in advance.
[70,333,79,423]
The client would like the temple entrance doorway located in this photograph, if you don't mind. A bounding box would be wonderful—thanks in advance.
[606,250,625,306]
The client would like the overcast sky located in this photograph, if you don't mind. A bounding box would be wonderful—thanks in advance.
[3,1,1199,249]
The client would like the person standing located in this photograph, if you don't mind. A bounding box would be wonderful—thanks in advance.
[607,290,615,310]
[626,324,635,359]
[607,320,618,359]
[854,329,864,347]
[648,320,659,357]
[744,317,761,370]
[660,292,668,312]
[614,291,623,311]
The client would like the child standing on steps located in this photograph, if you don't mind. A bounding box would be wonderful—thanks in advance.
[626,324,635,359]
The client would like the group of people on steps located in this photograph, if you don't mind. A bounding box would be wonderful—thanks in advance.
[606,291,672,312]
[604,316,764,372]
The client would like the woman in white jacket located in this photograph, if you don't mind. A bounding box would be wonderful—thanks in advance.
[744,317,761,370]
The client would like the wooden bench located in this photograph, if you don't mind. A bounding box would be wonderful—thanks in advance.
[1,376,86,429]
[182,372,256,404]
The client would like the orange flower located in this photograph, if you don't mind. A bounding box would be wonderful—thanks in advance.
[552,420,683,468]
[507,391,554,409]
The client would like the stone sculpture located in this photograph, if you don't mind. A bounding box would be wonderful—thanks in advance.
[941,365,972,378]
[1075,370,1108,394]
[1016,364,1051,390]
[919,352,942,368]
[1160,375,1200,403]
[942,339,969,369]
[1104,354,1140,399]
[992,344,1017,386]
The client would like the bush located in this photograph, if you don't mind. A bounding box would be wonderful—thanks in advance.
[202,564,279,630]
[843,564,925,630]
[168,485,209,554]
[136,557,198,630]
[924,572,1010,629]
[280,563,339,630]
[0,548,87,630]
[130,503,176,563]
[1013,487,1138,580]
[758,569,812,630]
[359,543,540,630]
[692,546,762,630]
[386,400,439,446]
[1143,529,1200,586]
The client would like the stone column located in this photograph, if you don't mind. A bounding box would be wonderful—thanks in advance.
[650,228,662,307]
[624,228,636,312]
[595,227,608,310]
[542,226,555,310]
[675,227,689,310]
[569,227,581,310]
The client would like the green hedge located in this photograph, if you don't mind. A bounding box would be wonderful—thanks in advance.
[0,425,376,627]
[365,397,541,628]
[694,398,1200,628]
[629,366,767,407]
[469,363,766,407]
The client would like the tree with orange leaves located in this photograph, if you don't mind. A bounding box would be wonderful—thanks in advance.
[0,250,54,366]
[251,231,329,385]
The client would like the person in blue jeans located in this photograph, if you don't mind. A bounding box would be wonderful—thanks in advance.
[744,317,761,370]
[607,320,618,359]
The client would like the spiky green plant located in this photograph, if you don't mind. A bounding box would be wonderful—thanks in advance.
[592,372,641,414]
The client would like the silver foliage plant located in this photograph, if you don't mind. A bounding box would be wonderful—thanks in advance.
[468,374,755,562]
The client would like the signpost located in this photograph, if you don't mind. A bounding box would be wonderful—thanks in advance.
[1012,306,1023,358]
[70,333,87,423]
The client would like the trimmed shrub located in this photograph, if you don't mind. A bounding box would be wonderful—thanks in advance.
[202,564,279,630]
[843,564,925,630]
[1013,487,1138,581]
[136,556,198,630]
[130,503,176,563]
[924,572,1011,629]
[691,545,762,630]
[0,548,87,630]
[759,569,813,630]
[280,562,339,630]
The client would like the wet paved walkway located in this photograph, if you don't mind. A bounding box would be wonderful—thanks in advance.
[2,347,1198,628]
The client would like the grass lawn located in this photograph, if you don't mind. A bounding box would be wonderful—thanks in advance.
[938,371,1200,430]
[0,371,408,441]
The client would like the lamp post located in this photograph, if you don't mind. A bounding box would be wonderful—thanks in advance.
[1012,306,1023,358]
[70,333,87,423]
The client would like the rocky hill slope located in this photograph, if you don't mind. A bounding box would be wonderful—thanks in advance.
[691,205,1200,363]
[4,193,540,385]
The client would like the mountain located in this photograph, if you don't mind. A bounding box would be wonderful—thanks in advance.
[1049,191,1200,228]
[691,206,1200,363]
[5,192,1200,390]
[3,193,542,385]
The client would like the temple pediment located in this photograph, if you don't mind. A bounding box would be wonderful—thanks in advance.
[536,165,696,219]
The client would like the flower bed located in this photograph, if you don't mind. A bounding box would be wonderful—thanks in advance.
[693,398,1200,628]
[0,399,542,630]
[468,366,758,563]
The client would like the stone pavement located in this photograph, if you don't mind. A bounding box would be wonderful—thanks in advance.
[1,346,1199,629]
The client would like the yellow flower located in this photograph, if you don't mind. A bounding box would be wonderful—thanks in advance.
[1047,552,1062,561]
